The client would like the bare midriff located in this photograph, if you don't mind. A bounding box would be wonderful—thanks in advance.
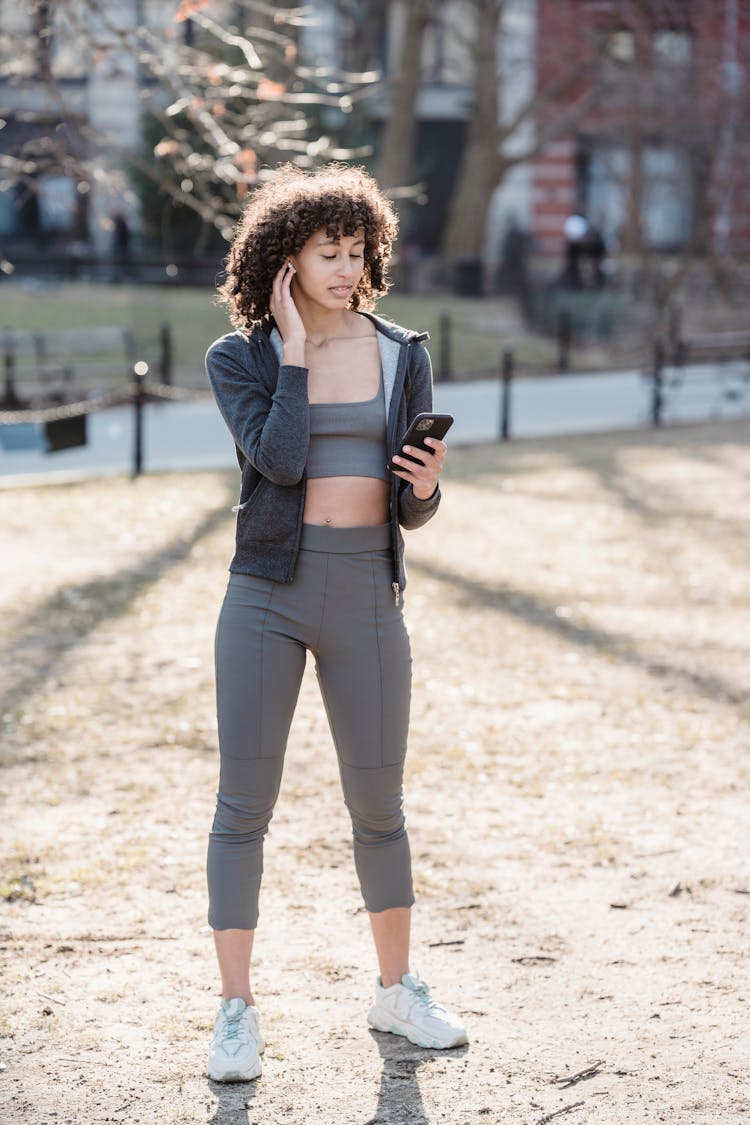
[302,330,390,528]
[303,475,389,527]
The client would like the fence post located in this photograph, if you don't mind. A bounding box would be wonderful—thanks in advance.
[438,312,452,381]
[500,347,514,440]
[651,339,664,427]
[667,301,682,363]
[159,322,173,385]
[557,309,572,372]
[132,362,147,477]
[2,329,19,407]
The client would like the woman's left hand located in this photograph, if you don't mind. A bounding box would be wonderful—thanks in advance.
[391,438,447,500]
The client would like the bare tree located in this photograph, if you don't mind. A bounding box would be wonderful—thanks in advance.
[0,0,378,256]
[591,0,750,304]
[375,0,433,224]
[441,0,613,260]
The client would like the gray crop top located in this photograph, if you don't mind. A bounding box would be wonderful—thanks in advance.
[306,369,389,482]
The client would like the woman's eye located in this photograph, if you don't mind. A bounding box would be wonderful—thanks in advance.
[350,254,363,260]
[322,254,336,260]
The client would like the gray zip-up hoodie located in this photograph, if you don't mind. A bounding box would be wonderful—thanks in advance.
[205,310,441,599]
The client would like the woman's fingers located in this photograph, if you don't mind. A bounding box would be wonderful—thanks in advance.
[270,260,306,345]
[271,261,293,306]
[391,439,447,494]
[392,439,446,471]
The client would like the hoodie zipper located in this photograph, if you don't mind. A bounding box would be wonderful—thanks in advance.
[386,332,427,608]
[387,336,411,608]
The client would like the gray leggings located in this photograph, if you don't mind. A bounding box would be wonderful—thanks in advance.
[207,522,414,930]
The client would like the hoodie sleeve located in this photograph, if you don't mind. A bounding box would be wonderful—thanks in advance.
[206,333,310,487]
[397,341,442,530]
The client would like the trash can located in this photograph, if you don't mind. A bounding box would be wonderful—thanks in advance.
[453,257,483,297]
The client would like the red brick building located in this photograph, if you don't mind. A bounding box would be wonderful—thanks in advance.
[531,0,750,260]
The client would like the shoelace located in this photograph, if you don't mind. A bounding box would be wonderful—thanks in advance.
[223,1011,243,1041]
[408,978,444,1013]
[222,1008,253,1044]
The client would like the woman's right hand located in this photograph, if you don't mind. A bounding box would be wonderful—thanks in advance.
[270,260,305,349]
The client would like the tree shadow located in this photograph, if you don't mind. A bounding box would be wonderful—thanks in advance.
[362,1028,467,1125]
[410,557,748,712]
[1,475,237,742]
[580,436,750,534]
[444,420,750,508]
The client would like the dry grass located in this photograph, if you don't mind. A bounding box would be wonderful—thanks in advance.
[1,421,749,1124]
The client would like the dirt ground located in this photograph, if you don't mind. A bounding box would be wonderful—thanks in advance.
[1,421,749,1125]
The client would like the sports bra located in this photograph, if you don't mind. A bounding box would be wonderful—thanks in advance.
[306,369,389,482]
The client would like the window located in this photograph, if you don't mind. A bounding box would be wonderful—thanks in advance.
[50,1,91,80]
[0,186,17,237]
[641,147,692,249]
[653,30,692,67]
[608,29,635,66]
[37,175,79,233]
[599,28,636,104]
[0,1,36,80]
[585,143,692,250]
[423,1,474,87]
[652,28,692,98]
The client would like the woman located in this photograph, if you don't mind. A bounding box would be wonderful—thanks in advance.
[204,162,467,1082]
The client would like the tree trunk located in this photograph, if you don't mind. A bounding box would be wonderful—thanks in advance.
[621,0,648,254]
[440,0,502,259]
[376,0,431,209]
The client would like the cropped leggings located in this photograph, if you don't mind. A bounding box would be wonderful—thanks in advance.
[207,522,414,930]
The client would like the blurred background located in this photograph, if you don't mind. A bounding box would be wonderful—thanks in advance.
[1,0,749,471]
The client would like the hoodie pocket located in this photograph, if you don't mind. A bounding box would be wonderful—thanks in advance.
[235,477,302,546]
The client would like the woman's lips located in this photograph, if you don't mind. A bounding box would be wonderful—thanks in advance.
[330,286,351,296]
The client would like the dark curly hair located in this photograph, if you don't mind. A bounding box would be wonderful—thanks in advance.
[216,162,399,329]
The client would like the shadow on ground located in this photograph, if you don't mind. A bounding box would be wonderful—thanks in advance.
[1,476,236,745]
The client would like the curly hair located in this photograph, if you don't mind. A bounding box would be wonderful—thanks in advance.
[216,162,399,328]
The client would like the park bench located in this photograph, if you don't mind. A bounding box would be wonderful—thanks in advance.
[650,331,750,424]
[1,324,172,408]
[669,330,750,368]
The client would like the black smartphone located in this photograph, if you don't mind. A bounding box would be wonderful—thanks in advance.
[388,412,454,471]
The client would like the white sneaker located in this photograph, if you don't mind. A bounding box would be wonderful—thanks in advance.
[206,997,265,1082]
[367,971,468,1050]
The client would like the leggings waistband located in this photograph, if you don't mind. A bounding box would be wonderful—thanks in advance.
[299,522,391,554]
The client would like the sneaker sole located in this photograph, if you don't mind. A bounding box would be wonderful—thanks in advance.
[367,1008,468,1050]
[207,1038,265,1082]
[207,1062,262,1082]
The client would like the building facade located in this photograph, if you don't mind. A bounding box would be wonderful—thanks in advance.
[531,0,750,260]
[0,0,536,273]
[0,1,182,256]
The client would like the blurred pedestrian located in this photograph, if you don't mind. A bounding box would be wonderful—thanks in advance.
[203,162,468,1083]
[563,211,589,288]
[496,215,532,313]
[583,218,607,288]
[111,212,131,282]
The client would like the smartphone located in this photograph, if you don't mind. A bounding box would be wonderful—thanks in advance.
[388,412,454,471]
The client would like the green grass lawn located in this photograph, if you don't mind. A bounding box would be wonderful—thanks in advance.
[1,280,559,386]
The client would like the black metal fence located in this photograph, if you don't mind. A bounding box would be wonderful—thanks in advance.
[0,375,210,477]
[1,323,174,409]
[0,251,225,288]
[1,323,748,476]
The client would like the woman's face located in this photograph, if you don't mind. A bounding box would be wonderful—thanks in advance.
[289,227,366,309]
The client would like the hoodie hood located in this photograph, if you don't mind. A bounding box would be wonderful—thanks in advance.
[357,310,430,345]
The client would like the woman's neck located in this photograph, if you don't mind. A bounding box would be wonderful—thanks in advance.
[293,295,358,346]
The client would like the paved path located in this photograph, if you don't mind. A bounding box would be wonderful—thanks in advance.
[1,362,748,482]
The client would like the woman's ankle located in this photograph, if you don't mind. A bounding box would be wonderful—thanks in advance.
[222,990,255,1007]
